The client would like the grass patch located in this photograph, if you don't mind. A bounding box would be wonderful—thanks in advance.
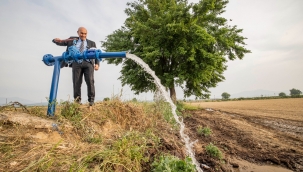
[205,143,223,160]
[78,131,160,171]
[151,155,196,172]
[183,103,200,111]
[197,126,212,137]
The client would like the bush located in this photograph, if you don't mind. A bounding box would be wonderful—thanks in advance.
[205,143,223,160]
[197,126,212,136]
[103,97,110,101]
[152,155,196,172]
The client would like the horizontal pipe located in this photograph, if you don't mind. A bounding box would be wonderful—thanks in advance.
[99,52,126,58]
[43,49,126,66]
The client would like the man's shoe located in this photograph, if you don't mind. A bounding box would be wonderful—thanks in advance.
[89,102,94,106]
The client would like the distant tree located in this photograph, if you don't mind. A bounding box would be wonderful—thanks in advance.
[279,92,286,97]
[290,88,302,96]
[132,98,138,102]
[221,92,230,100]
[103,97,110,101]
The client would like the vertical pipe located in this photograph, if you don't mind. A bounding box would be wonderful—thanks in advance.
[47,59,61,116]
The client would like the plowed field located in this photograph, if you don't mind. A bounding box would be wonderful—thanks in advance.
[184,98,303,171]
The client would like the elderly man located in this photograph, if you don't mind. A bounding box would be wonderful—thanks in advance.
[52,27,99,106]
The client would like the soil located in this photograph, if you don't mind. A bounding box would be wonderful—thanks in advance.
[184,99,303,172]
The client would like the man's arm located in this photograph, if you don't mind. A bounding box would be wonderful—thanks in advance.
[52,37,78,46]
[52,38,68,46]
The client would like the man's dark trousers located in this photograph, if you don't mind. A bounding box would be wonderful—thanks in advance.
[72,60,95,103]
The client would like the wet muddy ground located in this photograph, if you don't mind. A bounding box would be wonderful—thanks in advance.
[184,107,303,171]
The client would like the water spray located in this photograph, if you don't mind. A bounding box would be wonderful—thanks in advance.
[126,54,204,172]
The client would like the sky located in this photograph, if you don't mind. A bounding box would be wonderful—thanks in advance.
[0,0,302,103]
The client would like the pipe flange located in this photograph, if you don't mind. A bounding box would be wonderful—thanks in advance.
[62,52,73,65]
[67,45,80,63]
[42,54,55,66]
[95,49,102,61]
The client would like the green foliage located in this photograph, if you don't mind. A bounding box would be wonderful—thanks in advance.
[102,0,250,100]
[155,100,176,125]
[176,101,185,112]
[152,155,196,172]
[80,131,159,172]
[197,126,212,136]
[221,92,231,100]
[28,106,44,117]
[290,88,302,96]
[103,97,110,101]
[205,143,223,160]
[132,97,138,102]
[279,92,286,97]
[59,100,82,128]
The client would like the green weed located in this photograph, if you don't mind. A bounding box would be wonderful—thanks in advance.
[197,126,212,136]
[151,155,196,172]
[59,100,82,128]
[154,100,176,125]
[79,131,159,171]
[205,143,223,160]
[28,106,45,117]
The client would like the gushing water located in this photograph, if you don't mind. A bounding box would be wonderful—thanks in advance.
[126,54,203,172]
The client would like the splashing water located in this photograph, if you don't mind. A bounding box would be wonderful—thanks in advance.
[126,54,203,172]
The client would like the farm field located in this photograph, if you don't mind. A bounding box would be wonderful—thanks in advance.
[184,98,303,171]
[191,98,303,121]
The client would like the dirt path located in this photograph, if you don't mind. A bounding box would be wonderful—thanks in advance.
[184,99,303,171]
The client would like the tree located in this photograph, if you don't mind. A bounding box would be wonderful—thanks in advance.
[279,92,286,97]
[221,92,230,100]
[290,88,302,96]
[102,0,250,102]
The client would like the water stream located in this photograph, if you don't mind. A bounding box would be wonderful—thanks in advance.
[126,54,203,172]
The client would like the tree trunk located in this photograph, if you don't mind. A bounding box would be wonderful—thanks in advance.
[169,86,177,104]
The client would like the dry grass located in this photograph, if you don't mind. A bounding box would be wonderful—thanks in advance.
[189,98,303,121]
[0,99,185,172]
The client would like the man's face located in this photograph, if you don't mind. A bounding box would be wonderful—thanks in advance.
[77,28,87,41]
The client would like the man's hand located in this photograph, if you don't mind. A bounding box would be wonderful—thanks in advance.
[53,38,61,43]
[94,64,99,71]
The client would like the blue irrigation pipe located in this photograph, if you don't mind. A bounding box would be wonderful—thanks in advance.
[43,46,126,116]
